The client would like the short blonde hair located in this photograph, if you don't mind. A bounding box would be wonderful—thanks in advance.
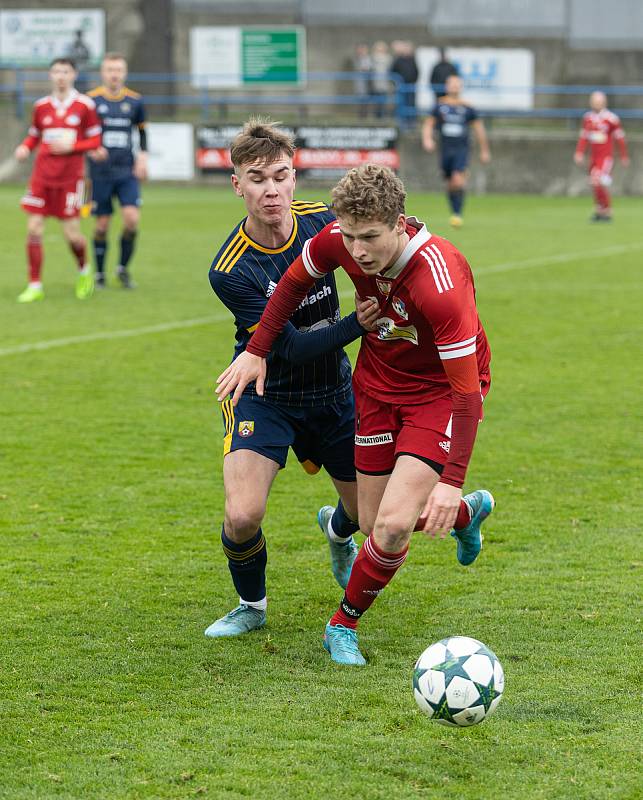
[331,165,406,227]
[230,118,295,170]
[102,52,127,64]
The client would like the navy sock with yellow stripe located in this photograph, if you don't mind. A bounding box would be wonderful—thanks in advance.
[221,527,267,603]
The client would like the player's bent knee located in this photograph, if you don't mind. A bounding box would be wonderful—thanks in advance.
[224,504,266,540]
[372,513,413,551]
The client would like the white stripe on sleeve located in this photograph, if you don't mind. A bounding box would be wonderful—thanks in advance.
[301,239,325,279]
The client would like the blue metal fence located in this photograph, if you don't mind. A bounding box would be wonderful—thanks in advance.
[2,68,643,124]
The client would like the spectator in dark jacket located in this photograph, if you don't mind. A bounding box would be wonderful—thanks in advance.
[430,48,459,102]
[390,40,418,128]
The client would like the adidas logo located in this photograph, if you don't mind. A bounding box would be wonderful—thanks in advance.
[438,440,451,453]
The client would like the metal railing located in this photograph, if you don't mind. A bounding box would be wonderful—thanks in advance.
[2,68,643,125]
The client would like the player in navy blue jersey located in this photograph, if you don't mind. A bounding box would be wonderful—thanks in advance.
[421,75,490,227]
[87,53,147,288]
[204,119,379,639]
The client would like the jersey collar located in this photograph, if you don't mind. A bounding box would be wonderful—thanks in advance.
[239,210,299,254]
[381,217,431,280]
[50,89,79,112]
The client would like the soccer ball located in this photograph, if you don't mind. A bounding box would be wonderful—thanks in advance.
[413,636,504,727]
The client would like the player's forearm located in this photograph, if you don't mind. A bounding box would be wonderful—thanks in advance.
[247,257,317,358]
[73,133,102,153]
[275,312,364,365]
[21,134,39,151]
[440,390,481,488]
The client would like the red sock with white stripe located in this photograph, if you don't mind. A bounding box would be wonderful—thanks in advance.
[27,235,43,284]
[330,535,408,629]
[69,239,88,270]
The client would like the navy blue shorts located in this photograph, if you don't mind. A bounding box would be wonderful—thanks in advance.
[92,174,140,216]
[220,394,356,482]
[441,147,470,178]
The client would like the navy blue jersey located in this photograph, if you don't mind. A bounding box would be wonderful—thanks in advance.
[87,86,146,179]
[432,100,478,149]
[209,201,353,408]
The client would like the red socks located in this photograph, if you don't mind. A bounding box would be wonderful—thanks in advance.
[27,235,43,283]
[415,498,471,533]
[330,536,408,629]
[70,239,87,269]
[594,185,610,212]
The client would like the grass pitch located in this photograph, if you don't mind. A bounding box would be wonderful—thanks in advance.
[1,184,641,800]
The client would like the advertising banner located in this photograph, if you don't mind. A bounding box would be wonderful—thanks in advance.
[190,26,306,89]
[0,9,104,66]
[416,47,534,112]
[196,125,399,180]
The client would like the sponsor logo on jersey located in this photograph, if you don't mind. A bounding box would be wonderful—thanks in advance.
[392,295,408,319]
[265,280,331,309]
[65,114,80,126]
[376,277,392,296]
[376,317,419,345]
[299,284,332,308]
[238,421,254,437]
[98,104,109,114]
[438,440,451,453]
[354,432,393,446]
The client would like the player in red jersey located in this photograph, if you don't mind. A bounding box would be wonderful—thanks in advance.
[574,91,629,222]
[14,58,102,302]
[216,165,495,665]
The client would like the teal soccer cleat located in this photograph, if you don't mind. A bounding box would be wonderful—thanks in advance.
[323,622,366,666]
[204,604,266,638]
[451,489,495,566]
[317,505,358,590]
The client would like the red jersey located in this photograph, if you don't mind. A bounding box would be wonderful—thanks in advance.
[22,90,101,185]
[575,110,627,163]
[300,218,491,404]
[247,218,492,487]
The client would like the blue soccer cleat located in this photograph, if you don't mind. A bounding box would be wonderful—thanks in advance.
[451,489,495,566]
[323,622,366,666]
[317,506,359,590]
[204,604,266,638]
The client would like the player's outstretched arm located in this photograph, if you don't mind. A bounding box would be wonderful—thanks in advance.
[216,351,266,405]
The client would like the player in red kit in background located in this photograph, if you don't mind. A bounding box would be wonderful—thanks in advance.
[14,58,102,302]
[574,91,629,223]
[216,165,495,666]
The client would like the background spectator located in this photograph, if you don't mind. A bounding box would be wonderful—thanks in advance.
[391,40,419,129]
[370,41,391,118]
[430,47,459,102]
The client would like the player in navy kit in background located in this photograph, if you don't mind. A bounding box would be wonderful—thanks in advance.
[422,75,490,228]
[204,119,379,638]
[88,53,147,288]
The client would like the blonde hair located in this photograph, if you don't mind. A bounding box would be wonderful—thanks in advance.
[102,52,127,63]
[331,165,406,227]
[230,118,295,169]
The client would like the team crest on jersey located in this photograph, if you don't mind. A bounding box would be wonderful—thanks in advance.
[392,296,408,320]
[43,115,53,125]
[376,317,419,345]
[120,103,131,113]
[65,114,80,125]
[376,278,392,296]
[238,421,254,437]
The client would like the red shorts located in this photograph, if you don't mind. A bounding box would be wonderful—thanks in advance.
[589,156,613,186]
[353,381,490,475]
[21,176,84,219]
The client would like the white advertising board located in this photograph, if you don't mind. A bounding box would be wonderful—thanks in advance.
[145,123,195,181]
[0,9,105,66]
[416,48,534,112]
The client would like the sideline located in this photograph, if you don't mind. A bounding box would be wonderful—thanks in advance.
[2,240,642,358]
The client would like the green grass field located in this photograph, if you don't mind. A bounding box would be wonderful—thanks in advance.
[1,184,641,800]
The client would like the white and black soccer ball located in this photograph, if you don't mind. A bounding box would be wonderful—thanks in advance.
[413,636,504,727]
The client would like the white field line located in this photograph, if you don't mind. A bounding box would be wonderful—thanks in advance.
[2,241,642,358]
